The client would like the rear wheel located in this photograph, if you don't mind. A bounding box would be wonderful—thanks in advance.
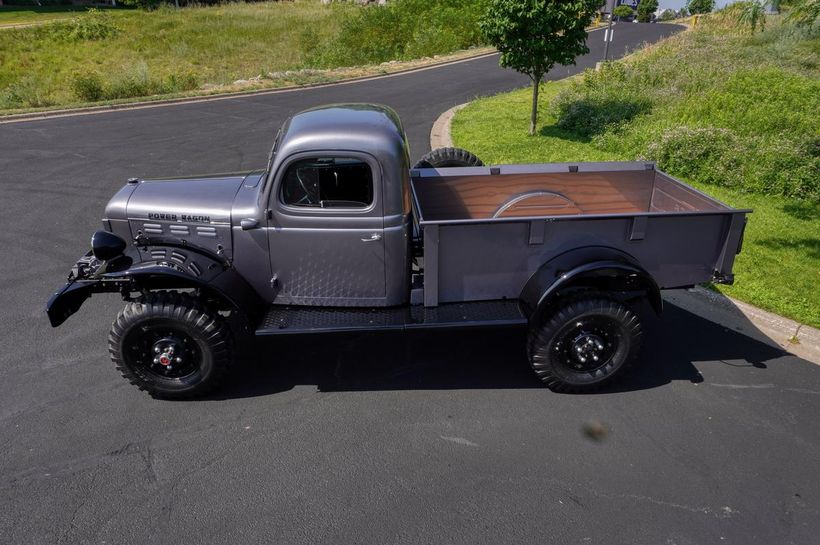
[528,296,642,393]
[412,147,484,169]
[108,291,233,399]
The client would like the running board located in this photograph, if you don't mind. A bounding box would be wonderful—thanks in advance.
[255,300,525,335]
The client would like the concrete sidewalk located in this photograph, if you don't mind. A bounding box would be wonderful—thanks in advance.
[430,104,820,365]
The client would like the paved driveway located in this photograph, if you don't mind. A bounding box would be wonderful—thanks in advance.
[2,23,819,544]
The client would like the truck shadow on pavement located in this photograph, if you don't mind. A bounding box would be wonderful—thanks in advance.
[212,304,788,400]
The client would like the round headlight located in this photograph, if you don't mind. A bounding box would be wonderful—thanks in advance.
[91,230,126,261]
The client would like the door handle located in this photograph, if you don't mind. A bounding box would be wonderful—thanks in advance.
[240,218,259,230]
[361,233,382,242]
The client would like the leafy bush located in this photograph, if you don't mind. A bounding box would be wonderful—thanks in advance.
[118,0,163,10]
[643,127,819,199]
[552,63,652,137]
[687,0,716,14]
[637,0,658,22]
[71,64,199,102]
[50,9,120,41]
[305,0,489,67]
[613,5,634,18]
[71,71,105,101]
[643,127,743,186]
[0,77,55,109]
[553,95,651,137]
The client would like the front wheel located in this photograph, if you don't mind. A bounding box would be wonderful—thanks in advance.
[528,296,643,393]
[108,291,233,399]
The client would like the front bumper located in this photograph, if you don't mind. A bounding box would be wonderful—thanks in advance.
[45,252,130,327]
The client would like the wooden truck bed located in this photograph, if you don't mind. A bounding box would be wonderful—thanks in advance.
[410,162,749,307]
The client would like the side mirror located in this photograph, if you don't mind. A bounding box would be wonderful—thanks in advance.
[91,230,126,261]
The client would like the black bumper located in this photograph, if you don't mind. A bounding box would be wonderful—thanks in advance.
[46,280,97,327]
[46,252,109,327]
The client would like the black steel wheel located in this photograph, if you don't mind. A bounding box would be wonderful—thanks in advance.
[528,296,642,393]
[412,147,484,169]
[109,291,233,399]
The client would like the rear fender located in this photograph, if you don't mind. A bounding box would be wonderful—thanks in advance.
[518,246,662,321]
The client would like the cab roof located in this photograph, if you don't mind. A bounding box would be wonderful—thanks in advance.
[276,103,407,159]
[268,103,411,217]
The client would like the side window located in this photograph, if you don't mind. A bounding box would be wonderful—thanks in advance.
[281,157,373,209]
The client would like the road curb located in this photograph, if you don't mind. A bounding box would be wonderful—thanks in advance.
[429,104,820,365]
[429,103,468,150]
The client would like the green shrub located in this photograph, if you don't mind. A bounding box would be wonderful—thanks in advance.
[552,63,652,137]
[70,65,199,102]
[71,71,105,101]
[0,77,54,109]
[50,9,120,41]
[553,95,651,137]
[637,0,659,23]
[642,127,819,199]
[118,0,163,10]
[613,5,634,18]
[306,0,489,67]
[687,0,716,14]
[643,127,743,186]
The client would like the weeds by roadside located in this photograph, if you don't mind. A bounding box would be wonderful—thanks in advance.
[0,0,489,113]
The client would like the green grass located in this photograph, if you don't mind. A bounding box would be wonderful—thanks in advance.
[0,6,108,26]
[0,0,489,113]
[453,20,820,328]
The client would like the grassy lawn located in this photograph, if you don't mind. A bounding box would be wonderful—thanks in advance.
[0,0,488,113]
[0,6,108,26]
[453,20,819,328]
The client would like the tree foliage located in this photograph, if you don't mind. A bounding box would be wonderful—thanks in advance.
[613,5,634,18]
[637,0,659,22]
[687,0,716,14]
[480,0,600,134]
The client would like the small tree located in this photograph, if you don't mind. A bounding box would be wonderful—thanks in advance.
[738,0,768,32]
[480,0,601,135]
[637,0,659,22]
[687,0,716,14]
[613,4,635,19]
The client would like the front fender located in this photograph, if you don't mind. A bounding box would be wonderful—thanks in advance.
[518,246,662,320]
[46,252,265,327]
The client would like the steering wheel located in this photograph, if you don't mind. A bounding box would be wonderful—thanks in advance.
[295,168,318,206]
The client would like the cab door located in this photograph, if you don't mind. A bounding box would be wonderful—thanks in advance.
[267,152,387,306]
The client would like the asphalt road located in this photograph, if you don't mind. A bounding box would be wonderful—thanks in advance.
[2,23,819,545]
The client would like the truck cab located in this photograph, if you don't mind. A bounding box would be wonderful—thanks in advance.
[247,104,413,307]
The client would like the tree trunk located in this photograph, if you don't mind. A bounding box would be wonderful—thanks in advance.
[529,75,541,136]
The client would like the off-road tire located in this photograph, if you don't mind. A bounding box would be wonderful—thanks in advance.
[108,291,233,399]
[528,296,642,393]
[412,147,484,169]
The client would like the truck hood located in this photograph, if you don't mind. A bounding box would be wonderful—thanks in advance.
[124,173,252,225]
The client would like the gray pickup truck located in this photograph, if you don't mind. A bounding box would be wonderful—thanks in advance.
[47,104,749,398]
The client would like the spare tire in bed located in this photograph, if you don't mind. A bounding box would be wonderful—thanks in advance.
[412,147,484,169]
